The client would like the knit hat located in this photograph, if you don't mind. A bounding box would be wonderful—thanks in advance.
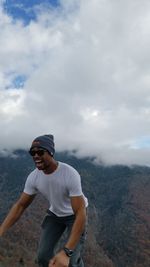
[30,134,55,156]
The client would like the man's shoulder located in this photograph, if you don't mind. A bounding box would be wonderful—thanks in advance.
[58,161,80,176]
[27,168,41,179]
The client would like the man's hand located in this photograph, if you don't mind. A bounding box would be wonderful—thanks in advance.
[49,250,70,267]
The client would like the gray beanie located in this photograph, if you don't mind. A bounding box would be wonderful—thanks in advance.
[30,134,55,156]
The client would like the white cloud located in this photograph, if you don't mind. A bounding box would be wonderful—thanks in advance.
[0,0,150,165]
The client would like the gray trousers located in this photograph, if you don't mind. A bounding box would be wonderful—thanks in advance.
[37,211,86,267]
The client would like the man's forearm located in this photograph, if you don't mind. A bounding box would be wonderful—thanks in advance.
[0,193,35,237]
[65,208,86,250]
[0,202,25,236]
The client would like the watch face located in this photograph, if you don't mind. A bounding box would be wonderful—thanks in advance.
[63,247,74,257]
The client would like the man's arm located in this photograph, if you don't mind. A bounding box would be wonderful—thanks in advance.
[65,195,86,249]
[49,195,86,267]
[0,192,35,236]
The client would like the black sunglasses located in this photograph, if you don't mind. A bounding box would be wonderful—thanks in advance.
[29,149,47,157]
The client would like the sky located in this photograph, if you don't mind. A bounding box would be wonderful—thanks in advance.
[0,0,150,165]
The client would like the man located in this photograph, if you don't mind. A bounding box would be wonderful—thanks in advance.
[0,134,88,267]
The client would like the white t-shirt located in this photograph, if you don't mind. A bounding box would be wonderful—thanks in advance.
[24,161,88,216]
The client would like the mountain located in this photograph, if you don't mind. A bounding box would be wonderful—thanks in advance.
[0,150,150,267]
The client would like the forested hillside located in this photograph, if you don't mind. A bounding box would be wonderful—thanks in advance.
[0,150,150,267]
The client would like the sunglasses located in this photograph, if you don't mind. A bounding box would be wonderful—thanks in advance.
[29,149,47,157]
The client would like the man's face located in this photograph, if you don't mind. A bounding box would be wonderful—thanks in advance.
[29,147,53,172]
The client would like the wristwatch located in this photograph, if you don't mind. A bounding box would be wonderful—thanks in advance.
[63,247,74,257]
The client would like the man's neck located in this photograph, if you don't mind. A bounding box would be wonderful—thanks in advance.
[43,160,58,174]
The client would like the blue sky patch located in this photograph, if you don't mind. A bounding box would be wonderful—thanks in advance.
[3,0,59,25]
[5,74,27,89]
[12,75,27,88]
[133,137,150,149]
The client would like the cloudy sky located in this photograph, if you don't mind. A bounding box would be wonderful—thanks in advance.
[0,0,150,165]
